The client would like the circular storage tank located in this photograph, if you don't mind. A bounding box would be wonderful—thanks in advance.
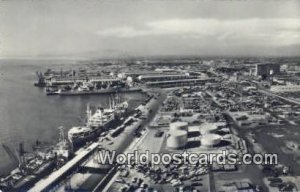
[167,130,188,149]
[170,122,188,133]
[188,125,201,132]
[199,123,219,135]
[201,134,221,147]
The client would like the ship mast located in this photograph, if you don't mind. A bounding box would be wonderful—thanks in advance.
[86,104,91,119]
[117,93,120,104]
[109,97,112,110]
[86,104,92,126]
[112,95,115,109]
[58,126,66,148]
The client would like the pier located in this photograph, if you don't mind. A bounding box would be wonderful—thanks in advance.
[30,143,99,192]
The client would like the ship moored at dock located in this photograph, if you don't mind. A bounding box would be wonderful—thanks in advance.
[68,96,130,147]
[57,87,142,96]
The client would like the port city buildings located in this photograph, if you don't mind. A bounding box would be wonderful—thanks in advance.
[2,57,300,192]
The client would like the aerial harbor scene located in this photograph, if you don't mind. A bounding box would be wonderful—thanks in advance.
[1,0,300,192]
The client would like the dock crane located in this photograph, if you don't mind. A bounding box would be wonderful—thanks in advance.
[2,144,20,166]
[2,143,27,171]
[34,71,46,87]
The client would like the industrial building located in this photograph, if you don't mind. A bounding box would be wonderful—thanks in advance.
[228,111,268,128]
[255,63,281,79]
[146,78,215,88]
[138,74,196,82]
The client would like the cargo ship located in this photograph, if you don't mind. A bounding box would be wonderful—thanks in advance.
[67,96,129,147]
[57,87,142,96]
[0,127,71,192]
[45,80,142,96]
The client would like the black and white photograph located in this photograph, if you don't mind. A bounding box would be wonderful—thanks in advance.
[0,0,300,191]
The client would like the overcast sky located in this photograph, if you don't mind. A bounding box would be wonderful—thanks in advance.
[0,0,300,58]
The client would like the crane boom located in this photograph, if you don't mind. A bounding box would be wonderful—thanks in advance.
[2,144,20,164]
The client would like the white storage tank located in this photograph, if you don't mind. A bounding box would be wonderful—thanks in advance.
[170,122,188,132]
[188,125,201,133]
[199,123,219,135]
[167,130,188,149]
[201,134,221,147]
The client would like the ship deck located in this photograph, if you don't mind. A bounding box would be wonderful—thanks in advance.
[29,142,99,192]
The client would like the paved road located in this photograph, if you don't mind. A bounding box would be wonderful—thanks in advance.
[102,90,168,192]
[259,89,300,105]
[250,80,300,106]
[208,171,216,192]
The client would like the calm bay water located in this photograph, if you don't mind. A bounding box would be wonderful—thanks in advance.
[0,59,144,175]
